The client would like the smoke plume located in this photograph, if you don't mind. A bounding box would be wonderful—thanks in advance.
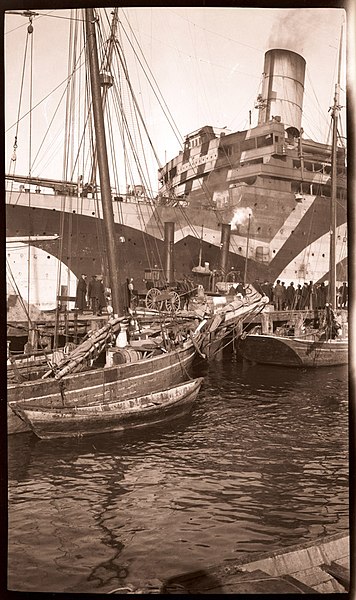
[230,207,253,230]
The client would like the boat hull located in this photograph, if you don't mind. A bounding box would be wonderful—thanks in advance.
[8,339,198,434]
[238,334,348,367]
[7,404,31,434]
[13,377,203,439]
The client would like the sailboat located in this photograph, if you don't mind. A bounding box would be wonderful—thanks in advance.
[238,28,348,368]
[8,8,205,438]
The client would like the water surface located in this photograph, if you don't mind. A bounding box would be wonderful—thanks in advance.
[8,356,349,593]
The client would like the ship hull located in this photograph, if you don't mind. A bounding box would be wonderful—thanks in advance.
[6,186,347,311]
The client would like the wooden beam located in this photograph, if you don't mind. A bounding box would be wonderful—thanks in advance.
[320,562,349,590]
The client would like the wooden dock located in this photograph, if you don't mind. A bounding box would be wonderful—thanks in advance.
[163,532,350,594]
[7,301,347,356]
[110,532,349,594]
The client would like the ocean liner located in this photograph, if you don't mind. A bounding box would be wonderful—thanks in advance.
[6,13,347,311]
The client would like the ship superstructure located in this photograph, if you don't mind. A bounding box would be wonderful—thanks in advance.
[158,49,347,284]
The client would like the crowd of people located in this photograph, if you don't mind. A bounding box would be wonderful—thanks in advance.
[75,271,348,316]
[252,278,348,310]
[75,274,107,315]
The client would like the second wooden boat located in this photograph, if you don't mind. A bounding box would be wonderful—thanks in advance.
[238,332,348,367]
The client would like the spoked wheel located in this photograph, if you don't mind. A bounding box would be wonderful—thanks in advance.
[145,288,162,310]
[165,291,181,312]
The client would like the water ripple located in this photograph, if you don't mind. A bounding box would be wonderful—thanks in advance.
[8,358,349,593]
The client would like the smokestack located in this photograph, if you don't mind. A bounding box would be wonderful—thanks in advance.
[258,49,306,137]
[164,222,175,284]
[219,224,231,277]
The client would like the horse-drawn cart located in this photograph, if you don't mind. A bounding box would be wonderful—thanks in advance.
[142,268,195,312]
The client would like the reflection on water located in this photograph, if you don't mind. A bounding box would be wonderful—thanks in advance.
[8,356,349,593]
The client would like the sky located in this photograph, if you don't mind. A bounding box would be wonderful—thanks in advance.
[4,5,348,194]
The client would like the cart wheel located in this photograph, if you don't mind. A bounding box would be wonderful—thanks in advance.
[145,288,162,310]
[165,291,180,312]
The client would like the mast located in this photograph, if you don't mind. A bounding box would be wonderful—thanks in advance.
[85,8,123,316]
[89,7,119,188]
[328,25,343,309]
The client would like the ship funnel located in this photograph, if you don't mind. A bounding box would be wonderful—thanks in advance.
[257,49,306,137]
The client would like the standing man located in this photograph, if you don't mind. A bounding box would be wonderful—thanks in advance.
[75,274,87,314]
[97,275,106,315]
[339,282,348,308]
[318,282,327,308]
[273,280,284,311]
[300,282,310,309]
[281,282,287,310]
[285,282,295,310]
[294,284,302,309]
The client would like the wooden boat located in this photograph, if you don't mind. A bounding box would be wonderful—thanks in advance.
[8,316,203,434]
[238,331,348,367]
[113,532,349,594]
[10,377,203,439]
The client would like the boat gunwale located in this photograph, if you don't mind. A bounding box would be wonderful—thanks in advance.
[17,377,204,418]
